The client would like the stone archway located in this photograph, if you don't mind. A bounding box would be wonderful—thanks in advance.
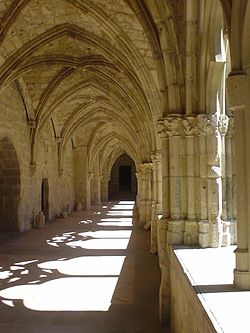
[41,178,49,221]
[109,154,137,200]
[0,137,20,232]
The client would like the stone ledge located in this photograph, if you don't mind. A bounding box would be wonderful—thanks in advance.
[170,245,239,333]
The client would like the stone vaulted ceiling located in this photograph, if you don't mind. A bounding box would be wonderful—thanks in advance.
[0,0,181,169]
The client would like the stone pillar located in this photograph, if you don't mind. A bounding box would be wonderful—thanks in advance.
[87,173,93,210]
[101,174,109,202]
[137,163,153,228]
[206,115,223,248]
[226,117,237,244]
[165,115,184,245]
[90,157,101,206]
[97,174,102,205]
[197,115,209,246]
[73,145,89,210]
[150,150,162,253]
[197,114,230,248]
[159,116,187,322]
[156,119,169,323]
[218,115,231,246]
[227,73,250,289]
[183,116,198,244]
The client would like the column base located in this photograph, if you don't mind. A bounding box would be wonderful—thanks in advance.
[235,248,249,271]
[167,219,184,245]
[234,269,250,290]
[184,220,198,245]
[199,220,210,248]
[198,220,231,248]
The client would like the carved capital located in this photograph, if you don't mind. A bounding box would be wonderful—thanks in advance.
[197,114,218,136]
[197,114,209,136]
[156,116,182,138]
[156,118,168,139]
[138,163,153,175]
[218,115,229,135]
[183,116,197,136]
[151,150,162,163]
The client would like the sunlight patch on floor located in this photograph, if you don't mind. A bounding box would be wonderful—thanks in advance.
[0,277,118,311]
[66,238,130,250]
[0,201,135,312]
[38,256,126,276]
[107,210,133,216]
[78,230,132,239]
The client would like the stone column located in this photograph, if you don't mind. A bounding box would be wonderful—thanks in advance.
[101,174,109,202]
[207,115,223,248]
[156,119,170,324]
[73,145,89,210]
[150,150,162,253]
[225,117,237,244]
[137,163,153,228]
[97,174,102,205]
[218,115,231,246]
[90,157,101,206]
[165,115,184,245]
[183,116,198,244]
[156,115,184,323]
[87,173,93,210]
[227,73,250,289]
[197,115,209,246]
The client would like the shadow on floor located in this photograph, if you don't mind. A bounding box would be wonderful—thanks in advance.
[0,201,169,333]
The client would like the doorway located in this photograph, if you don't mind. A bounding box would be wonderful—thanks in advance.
[108,154,137,200]
[41,178,49,221]
[119,166,132,191]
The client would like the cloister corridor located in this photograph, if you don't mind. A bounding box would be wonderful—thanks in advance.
[0,201,168,333]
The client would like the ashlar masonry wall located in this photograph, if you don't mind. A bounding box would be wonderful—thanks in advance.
[0,82,75,231]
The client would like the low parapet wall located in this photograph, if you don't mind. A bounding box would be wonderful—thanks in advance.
[170,247,223,333]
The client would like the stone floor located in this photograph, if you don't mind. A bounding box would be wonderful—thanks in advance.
[0,201,169,333]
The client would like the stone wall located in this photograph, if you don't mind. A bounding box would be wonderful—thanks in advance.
[0,82,75,231]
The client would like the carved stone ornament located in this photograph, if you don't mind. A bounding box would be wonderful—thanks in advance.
[151,150,162,163]
[156,119,168,139]
[197,114,218,136]
[139,163,153,175]
[197,114,209,136]
[164,116,182,137]
[218,115,229,135]
[183,117,197,136]
[156,116,182,138]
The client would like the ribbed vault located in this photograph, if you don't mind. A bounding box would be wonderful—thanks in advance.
[0,0,182,175]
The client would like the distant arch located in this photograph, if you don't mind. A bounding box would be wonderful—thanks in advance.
[108,154,137,200]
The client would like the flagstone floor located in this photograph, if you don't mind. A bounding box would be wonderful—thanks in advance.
[0,201,169,333]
